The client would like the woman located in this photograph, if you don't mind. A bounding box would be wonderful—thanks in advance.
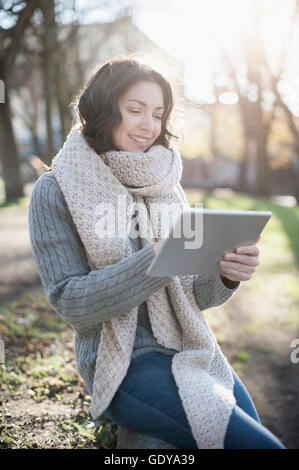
[29,55,285,449]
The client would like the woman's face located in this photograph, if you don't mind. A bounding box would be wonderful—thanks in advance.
[111,80,164,152]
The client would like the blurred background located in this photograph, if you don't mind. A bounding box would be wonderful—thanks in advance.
[1,0,299,202]
[0,0,298,450]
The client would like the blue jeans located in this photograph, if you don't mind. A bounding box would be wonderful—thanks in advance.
[104,352,286,449]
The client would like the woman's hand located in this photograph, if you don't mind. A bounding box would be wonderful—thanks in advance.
[218,235,261,282]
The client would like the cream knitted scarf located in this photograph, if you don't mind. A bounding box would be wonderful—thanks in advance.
[51,125,236,449]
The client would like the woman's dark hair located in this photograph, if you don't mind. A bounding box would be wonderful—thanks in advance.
[72,54,178,154]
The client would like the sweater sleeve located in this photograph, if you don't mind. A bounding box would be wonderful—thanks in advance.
[28,174,174,331]
[193,274,240,311]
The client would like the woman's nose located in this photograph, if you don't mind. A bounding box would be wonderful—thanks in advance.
[140,114,155,132]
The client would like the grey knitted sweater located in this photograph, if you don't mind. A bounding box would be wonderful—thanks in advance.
[28,171,240,399]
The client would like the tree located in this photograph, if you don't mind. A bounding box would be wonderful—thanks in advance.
[269,0,299,203]
[40,0,56,162]
[0,0,40,201]
[12,58,43,156]
[219,14,276,196]
[218,1,299,199]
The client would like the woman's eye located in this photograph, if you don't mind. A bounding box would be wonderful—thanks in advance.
[128,109,162,119]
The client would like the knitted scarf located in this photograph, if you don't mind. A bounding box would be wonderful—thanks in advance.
[51,125,236,449]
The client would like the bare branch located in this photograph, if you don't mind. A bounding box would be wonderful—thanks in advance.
[5,0,40,80]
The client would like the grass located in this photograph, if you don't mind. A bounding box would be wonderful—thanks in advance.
[0,176,30,208]
[0,287,117,449]
[0,395,117,449]
[0,196,30,209]
[0,288,65,340]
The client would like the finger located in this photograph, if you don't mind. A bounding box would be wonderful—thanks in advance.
[223,253,259,266]
[221,273,239,282]
[235,244,260,256]
[220,261,255,275]
[220,268,251,281]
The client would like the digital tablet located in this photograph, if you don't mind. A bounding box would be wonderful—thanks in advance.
[146,209,272,277]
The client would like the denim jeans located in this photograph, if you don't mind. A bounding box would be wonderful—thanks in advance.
[104,352,286,449]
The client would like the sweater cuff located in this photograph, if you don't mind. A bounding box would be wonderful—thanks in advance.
[193,273,240,312]
[220,275,240,290]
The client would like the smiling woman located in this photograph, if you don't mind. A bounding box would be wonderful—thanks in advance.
[72,56,177,156]
[29,54,285,450]
[112,81,164,152]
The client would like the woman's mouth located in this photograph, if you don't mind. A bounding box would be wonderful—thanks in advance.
[128,134,150,147]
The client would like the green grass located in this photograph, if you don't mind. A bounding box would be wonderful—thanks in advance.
[0,286,118,449]
[23,353,79,402]
[0,196,30,209]
[0,288,65,340]
[0,395,117,449]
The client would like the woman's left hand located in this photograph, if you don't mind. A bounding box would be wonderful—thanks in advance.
[219,236,261,282]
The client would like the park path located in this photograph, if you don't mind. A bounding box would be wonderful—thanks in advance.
[0,184,41,303]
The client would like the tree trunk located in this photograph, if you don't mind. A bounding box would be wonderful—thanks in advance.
[255,128,271,196]
[0,91,24,200]
[55,60,67,142]
[55,58,73,142]
[237,145,249,192]
[293,169,299,204]
[209,104,218,159]
[55,23,83,141]
[236,119,251,192]
[291,154,299,204]
[0,0,40,202]
[31,132,42,157]
[41,0,56,165]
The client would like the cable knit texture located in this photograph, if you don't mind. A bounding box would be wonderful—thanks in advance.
[51,125,236,449]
